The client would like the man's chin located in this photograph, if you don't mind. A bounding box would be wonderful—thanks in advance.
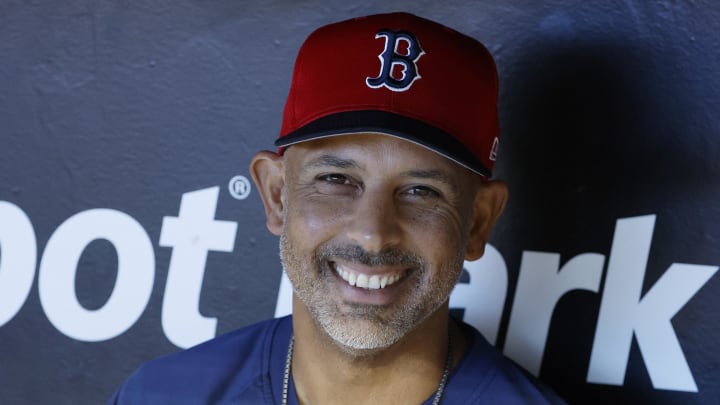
[325,331,398,358]
[332,341,390,358]
[316,316,407,356]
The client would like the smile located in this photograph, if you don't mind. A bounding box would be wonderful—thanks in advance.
[332,263,406,290]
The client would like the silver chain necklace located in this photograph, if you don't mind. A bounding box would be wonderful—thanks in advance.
[281,332,453,405]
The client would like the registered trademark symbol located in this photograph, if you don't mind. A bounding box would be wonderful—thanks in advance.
[228,175,251,200]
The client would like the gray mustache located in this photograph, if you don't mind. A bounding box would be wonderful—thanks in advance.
[317,244,424,269]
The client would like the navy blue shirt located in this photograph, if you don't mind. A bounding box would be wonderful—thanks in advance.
[110,316,565,404]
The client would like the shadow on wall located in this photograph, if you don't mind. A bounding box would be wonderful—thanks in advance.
[500,40,702,238]
[496,39,714,405]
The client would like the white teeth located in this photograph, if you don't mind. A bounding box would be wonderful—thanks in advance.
[348,272,357,287]
[368,275,380,289]
[380,276,388,289]
[356,274,369,288]
[334,264,404,290]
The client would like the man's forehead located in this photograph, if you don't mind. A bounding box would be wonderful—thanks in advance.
[284,133,479,181]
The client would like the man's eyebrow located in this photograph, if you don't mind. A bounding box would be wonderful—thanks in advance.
[305,154,362,170]
[402,169,455,185]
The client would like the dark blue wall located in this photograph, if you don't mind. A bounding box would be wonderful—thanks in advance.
[1,1,718,404]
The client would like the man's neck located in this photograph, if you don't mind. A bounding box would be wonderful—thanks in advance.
[290,298,466,405]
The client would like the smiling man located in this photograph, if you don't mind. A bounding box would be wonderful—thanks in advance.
[111,12,564,405]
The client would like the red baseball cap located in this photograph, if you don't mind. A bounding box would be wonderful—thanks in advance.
[275,12,500,177]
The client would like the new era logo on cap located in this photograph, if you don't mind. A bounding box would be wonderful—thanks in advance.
[276,12,500,178]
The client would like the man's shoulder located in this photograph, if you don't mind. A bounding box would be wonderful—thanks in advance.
[444,320,566,405]
[151,315,286,367]
[109,316,292,404]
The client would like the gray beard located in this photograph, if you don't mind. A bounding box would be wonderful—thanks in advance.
[278,232,464,355]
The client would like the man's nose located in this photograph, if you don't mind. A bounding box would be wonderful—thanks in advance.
[344,190,402,254]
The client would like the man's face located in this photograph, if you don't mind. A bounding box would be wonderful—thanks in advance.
[278,134,482,352]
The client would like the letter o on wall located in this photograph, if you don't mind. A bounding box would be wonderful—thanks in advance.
[38,209,155,342]
[0,202,37,327]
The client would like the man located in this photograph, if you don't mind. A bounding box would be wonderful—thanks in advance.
[111,12,565,404]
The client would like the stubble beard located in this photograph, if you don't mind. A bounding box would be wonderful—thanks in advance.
[279,232,465,356]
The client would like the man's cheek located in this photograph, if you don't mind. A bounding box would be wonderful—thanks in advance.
[296,203,347,236]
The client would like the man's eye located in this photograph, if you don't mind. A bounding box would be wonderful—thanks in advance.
[318,173,351,185]
[405,186,440,198]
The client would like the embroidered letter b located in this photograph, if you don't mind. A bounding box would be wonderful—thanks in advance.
[366,30,424,92]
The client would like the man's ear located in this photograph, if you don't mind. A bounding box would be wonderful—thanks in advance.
[249,151,285,236]
[465,180,508,261]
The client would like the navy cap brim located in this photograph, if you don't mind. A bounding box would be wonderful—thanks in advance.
[274,110,492,178]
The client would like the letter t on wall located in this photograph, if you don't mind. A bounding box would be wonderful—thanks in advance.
[160,187,238,349]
